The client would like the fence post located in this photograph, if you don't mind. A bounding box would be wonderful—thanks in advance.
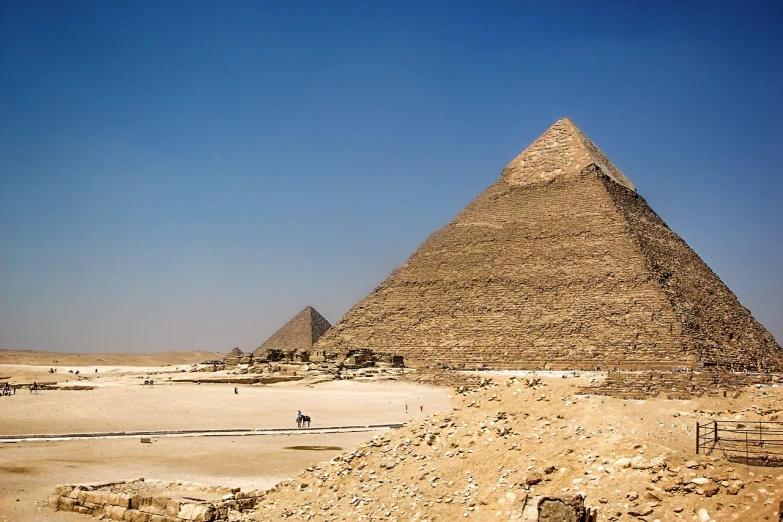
[696,422,700,455]
[713,420,718,445]
[745,432,749,465]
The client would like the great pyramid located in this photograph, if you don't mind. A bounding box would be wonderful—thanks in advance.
[315,118,782,372]
[254,306,332,357]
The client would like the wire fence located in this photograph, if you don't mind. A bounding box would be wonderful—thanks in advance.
[697,420,783,467]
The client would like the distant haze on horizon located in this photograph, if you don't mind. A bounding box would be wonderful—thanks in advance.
[1,2,781,353]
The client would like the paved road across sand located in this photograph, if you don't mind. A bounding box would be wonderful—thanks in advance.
[0,422,406,442]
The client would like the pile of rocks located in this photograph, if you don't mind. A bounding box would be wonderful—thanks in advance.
[241,375,782,521]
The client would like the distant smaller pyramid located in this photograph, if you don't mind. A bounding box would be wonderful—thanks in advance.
[223,347,245,365]
[254,306,332,360]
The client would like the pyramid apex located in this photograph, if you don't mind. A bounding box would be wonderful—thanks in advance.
[503,118,635,191]
[254,306,332,355]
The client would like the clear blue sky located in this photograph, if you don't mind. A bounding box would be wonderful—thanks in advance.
[1,1,781,353]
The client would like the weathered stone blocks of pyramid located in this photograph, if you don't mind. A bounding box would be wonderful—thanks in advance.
[314,118,782,372]
[254,306,332,361]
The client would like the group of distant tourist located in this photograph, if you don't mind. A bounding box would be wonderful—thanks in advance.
[2,382,40,395]
[49,367,98,374]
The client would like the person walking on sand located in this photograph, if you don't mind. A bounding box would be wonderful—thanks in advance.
[234,387,238,394]
[420,405,423,412]
[405,404,408,413]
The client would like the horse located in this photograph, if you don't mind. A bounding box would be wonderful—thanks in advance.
[296,414,311,428]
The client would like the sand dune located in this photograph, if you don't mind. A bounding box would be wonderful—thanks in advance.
[0,349,223,367]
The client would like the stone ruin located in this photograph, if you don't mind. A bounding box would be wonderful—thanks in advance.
[585,370,782,399]
[221,347,252,366]
[48,478,264,521]
[50,482,602,522]
[312,118,782,375]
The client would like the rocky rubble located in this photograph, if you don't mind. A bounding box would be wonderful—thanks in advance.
[239,376,782,521]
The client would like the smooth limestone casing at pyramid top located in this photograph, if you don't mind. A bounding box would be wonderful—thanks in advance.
[313,118,782,371]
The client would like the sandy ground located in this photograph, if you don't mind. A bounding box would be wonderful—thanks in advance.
[0,377,447,436]
[0,363,451,522]
[0,349,223,368]
[5,357,782,522]
[1,432,376,521]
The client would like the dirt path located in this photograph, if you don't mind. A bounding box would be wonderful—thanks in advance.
[0,423,405,442]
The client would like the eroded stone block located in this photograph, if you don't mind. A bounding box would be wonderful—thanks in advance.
[178,502,195,519]
[55,485,74,497]
[538,494,586,522]
[59,496,76,512]
[48,495,61,510]
[110,505,127,521]
[165,500,180,517]
[150,496,168,515]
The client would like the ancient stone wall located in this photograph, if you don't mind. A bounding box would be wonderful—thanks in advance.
[585,371,781,399]
[48,479,262,521]
[602,174,783,372]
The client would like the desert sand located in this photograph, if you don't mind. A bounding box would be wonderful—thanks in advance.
[3,353,782,522]
[0,349,223,368]
[0,356,451,522]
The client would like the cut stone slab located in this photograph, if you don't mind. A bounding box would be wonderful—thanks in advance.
[537,494,587,522]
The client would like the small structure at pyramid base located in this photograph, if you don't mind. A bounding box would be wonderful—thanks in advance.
[340,349,404,370]
[254,348,311,363]
[253,348,403,370]
[222,347,253,367]
[219,345,404,378]
[253,348,284,363]
[313,118,782,373]
[218,306,407,374]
